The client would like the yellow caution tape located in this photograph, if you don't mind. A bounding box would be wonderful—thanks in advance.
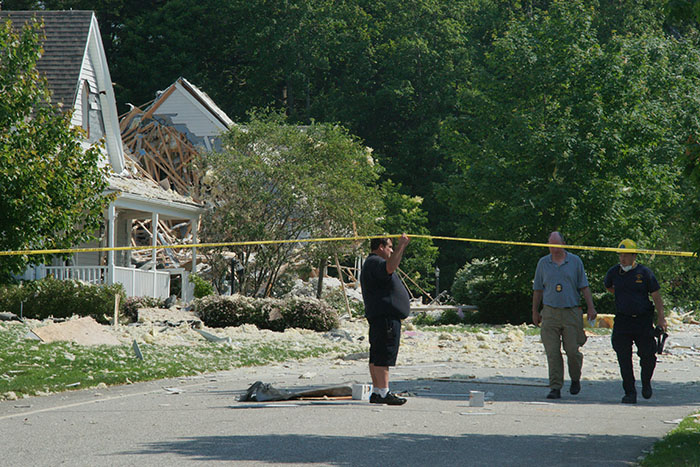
[414,235,697,258]
[0,234,696,257]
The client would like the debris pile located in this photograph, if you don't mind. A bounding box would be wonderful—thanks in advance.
[5,306,697,386]
[120,105,200,197]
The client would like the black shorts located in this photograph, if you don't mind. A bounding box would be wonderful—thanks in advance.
[368,317,401,366]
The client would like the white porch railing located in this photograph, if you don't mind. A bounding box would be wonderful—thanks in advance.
[114,266,170,299]
[30,265,171,300]
[42,265,108,284]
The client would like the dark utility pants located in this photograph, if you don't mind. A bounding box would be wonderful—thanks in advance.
[611,315,657,395]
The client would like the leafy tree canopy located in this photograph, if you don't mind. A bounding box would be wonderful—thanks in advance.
[196,110,383,296]
[0,17,111,282]
[380,180,438,298]
[440,0,700,317]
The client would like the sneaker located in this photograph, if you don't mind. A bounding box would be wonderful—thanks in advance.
[570,380,581,395]
[369,392,407,406]
[621,392,637,404]
[546,388,561,399]
[642,382,653,399]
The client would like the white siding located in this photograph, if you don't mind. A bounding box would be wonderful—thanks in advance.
[154,87,227,138]
[70,51,98,128]
[73,239,102,267]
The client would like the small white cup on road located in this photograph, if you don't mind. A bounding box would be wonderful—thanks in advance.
[469,390,485,407]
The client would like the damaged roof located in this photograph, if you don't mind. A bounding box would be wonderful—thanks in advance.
[108,155,203,214]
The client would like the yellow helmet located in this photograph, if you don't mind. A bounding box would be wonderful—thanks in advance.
[617,239,637,250]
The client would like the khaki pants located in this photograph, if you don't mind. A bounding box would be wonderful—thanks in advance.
[541,305,587,390]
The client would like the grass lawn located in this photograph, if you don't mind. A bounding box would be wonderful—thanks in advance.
[641,412,700,466]
[0,320,353,399]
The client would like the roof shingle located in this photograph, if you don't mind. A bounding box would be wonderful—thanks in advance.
[0,10,93,107]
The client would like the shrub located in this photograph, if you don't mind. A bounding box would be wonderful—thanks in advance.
[195,294,260,328]
[195,294,339,332]
[411,312,437,326]
[281,296,340,332]
[190,273,214,298]
[259,297,287,331]
[121,296,167,322]
[0,282,28,316]
[452,258,530,324]
[411,307,476,326]
[0,277,125,323]
[439,308,472,325]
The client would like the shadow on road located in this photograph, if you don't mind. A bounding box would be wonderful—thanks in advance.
[117,432,654,466]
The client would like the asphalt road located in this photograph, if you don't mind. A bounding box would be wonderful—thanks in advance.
[2,333,700,467]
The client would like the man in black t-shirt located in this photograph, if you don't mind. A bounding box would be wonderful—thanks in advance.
[604,239,667,404]
[360,234,411,405]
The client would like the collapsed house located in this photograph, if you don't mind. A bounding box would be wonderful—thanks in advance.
[118,77,235,286]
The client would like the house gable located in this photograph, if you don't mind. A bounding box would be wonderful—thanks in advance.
[0,10,124,173]
[146,77,233,151]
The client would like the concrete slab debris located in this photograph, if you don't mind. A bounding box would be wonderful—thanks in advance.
[132,340,144,360]
[31,317,121,346]
[194,328,232,345]
[24,331,41,341]
[342,351,369,361]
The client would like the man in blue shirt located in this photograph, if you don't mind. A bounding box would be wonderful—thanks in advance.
[604,239,667,404]
[532,231,597,399]
[361,234,411,405]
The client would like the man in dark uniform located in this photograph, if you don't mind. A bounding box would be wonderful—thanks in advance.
[604,239,667,404]
[360,234,411,405]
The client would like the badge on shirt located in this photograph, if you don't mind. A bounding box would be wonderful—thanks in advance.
[556,284,563,292]
[635,274,643,284]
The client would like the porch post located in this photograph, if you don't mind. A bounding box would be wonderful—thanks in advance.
[126,218,133,267]
[152,212,159,297]
[108,203,115,285]
[191,215,198,274]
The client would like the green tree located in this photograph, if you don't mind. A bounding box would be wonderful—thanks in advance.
[196,110,383,297]
[0,17,111,282]
[441,1,700,321]
[380,180,438,298]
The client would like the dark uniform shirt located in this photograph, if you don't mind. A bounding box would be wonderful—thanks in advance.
[604,264,659,317]
[360,253,410,320]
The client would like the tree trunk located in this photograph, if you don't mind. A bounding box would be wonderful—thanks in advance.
[334,253,351,317]
[316,257,326,299]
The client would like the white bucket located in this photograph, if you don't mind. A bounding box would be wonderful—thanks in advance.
[469,390,485,407]
[352,383,372,401]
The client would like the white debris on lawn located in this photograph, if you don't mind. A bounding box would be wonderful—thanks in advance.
[289,278,364,302]
[10,306,694,385]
